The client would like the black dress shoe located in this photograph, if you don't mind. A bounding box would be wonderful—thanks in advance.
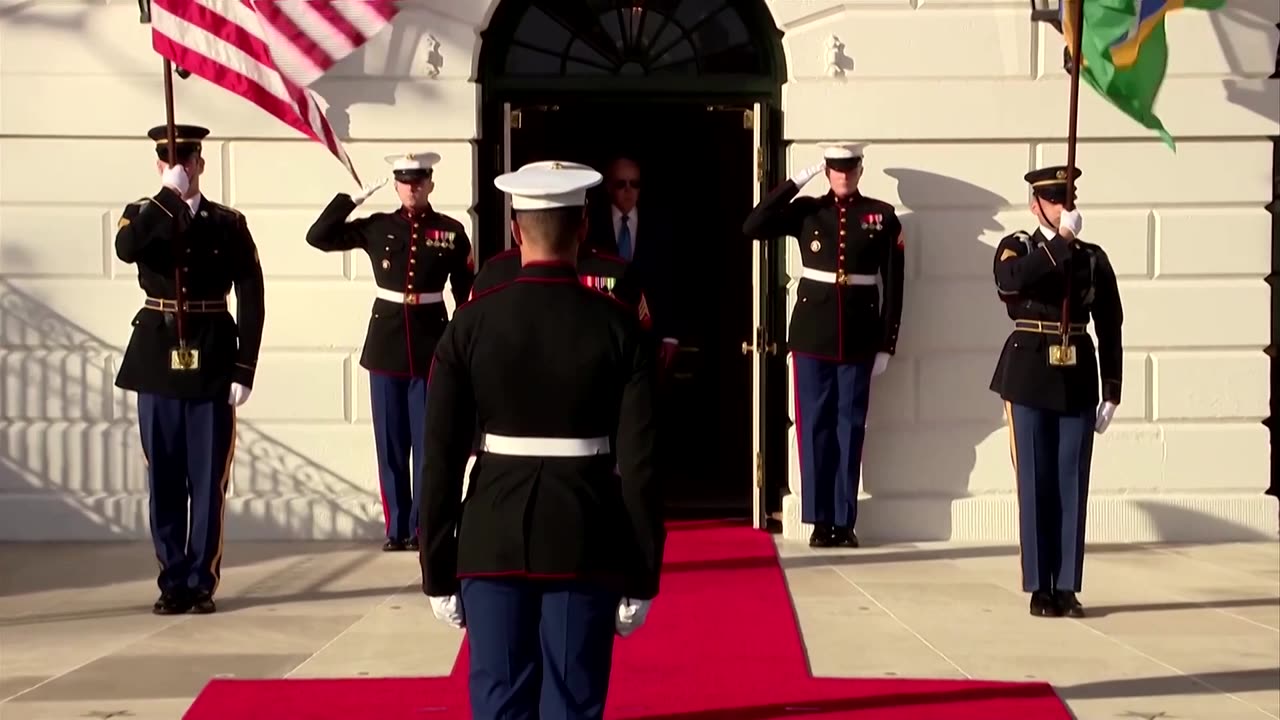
[404,536,419,552]
[382,538,404,552]
[190,591,217,614]
[1029,591,1061,618]
[1055,591,1085,618]
[836,528,860,548]
[808,525,839,548]
[152,591,191,615]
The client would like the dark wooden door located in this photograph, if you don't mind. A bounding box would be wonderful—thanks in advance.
[507,101,755,516]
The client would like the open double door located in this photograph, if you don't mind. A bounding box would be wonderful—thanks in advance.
[494,100,779,529]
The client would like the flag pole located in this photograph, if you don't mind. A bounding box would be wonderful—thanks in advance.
[1064,0,1086,212]
[162,56,190,361]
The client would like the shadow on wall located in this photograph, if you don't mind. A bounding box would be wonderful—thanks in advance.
[310,14,442,139]
[0,267,383,544]
[1209,0,1280,121]
[855,169,1012,542]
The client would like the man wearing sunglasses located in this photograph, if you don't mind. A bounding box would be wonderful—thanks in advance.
[306,152,475,553]
[591,156,680,372]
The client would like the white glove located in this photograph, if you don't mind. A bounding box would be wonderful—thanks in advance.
[615,597,652,637]
[1095,401,1117,434]
[160,164,190,196]
[352,176,390,206]
[1058,208,1083,238]
[789,162,826,189]
[871,352,890,378]
[429,594,465,629]
[227,382,252,407]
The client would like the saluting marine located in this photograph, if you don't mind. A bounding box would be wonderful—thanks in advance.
[115,124,266,616]
[305,152,475,552]
[421,161,664,720]
[742,143,906,548]
[990,165,1123,619]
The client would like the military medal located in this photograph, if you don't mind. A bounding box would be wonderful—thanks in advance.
[809,239,821,252]
[381,259,391,270]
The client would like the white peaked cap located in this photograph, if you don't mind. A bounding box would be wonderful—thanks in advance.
[519,160,595,171]
[494,161,603,211]
[817,142,867,161]
[384,152,441,172]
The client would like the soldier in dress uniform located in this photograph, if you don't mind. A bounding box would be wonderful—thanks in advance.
[472,161,652,330]
[115,124,265,615]
[990,165,1123,618]
[742,142,905,548]
[305,152,475,552]
[421,161,664,720]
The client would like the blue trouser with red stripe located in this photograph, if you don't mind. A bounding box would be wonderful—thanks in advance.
[1007,403,1094,592]
[369,372,428,541]
[793,354,874,529]
[137,393,236,596]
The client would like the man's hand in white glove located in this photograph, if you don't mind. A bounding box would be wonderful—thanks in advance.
[789,162,826,190]
[615,597,652,637]
[160,164,190,196]
[1058,208,1083,239]
[871,352,890,378]
[1095,401,1117,434]
[228,382,251,407]
[352,176,390,206]
[429,594,465,629]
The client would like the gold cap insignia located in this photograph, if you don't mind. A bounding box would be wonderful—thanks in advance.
[1055,169,1066,179]
[549,162,563,170]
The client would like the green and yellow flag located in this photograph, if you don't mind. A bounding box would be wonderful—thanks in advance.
[1062,0,1226,149]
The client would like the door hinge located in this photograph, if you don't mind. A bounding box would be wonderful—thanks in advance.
[754,451,764,489]
[756,147,765,184]
[743,109,754,129]
[509,109,522,129]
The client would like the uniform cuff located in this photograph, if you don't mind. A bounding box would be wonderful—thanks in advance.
[232,362,256,388]
[1102,379,1122,404]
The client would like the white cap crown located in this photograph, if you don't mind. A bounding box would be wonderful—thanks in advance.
[495,161,603,211]
[384,152,441,172]
[817,142,868,161]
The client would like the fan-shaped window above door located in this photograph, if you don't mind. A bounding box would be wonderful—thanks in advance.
[499,1,770,78]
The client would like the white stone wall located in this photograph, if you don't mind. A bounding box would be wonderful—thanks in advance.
[773,0,1280,542]
[0,0,1275,541]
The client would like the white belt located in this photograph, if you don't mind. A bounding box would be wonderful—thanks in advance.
[375,288,444,305]
[802,268,878,286]
[480,434,611,457]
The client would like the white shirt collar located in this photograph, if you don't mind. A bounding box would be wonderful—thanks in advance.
[186,193,203,216]
[1037,225,1055,241]
[611,205,637,242]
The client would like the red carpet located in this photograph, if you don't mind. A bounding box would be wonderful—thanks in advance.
[184,521,1072,719]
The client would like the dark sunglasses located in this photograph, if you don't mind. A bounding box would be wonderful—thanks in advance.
[610,179,641,190]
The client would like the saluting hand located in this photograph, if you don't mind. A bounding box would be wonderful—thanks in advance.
[789,162,826,189]
[352,176,390,206]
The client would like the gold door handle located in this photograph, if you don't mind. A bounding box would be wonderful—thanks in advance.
[742,341,778,356]
[741,341,753,355]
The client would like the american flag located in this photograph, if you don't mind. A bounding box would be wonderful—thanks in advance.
[149,1,399,183]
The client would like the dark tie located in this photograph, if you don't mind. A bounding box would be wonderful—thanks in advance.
[617,215,632,260]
